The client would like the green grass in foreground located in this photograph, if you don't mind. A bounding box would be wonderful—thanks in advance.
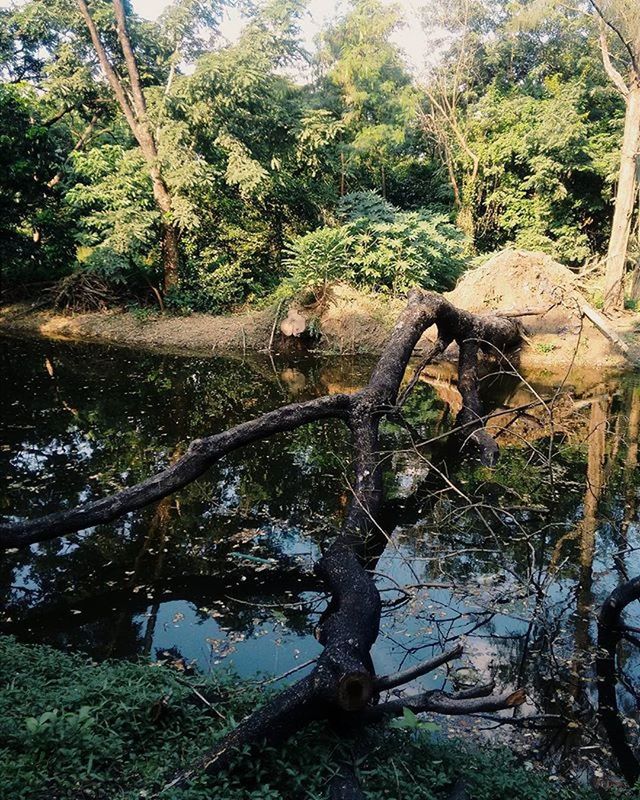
[0,636,633,800]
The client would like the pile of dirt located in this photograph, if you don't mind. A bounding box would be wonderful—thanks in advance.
[446,249,582,336]
[446,249,635,369]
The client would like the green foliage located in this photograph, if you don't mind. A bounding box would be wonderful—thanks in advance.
[0,0,632,306]
[389,706,441,732]
[338,190,396,222]
[419,0,626,266]
[286,192,466,294]
[466,78,622,264]
[284,226,353,288]
[67,145,160,258]
[0,84,75,287]
[0,636,632,800]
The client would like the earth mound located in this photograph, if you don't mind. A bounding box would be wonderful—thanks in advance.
[444,249,637,369]
[446,249,581,337]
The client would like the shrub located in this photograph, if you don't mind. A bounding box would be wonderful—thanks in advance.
[285,191,466,295]
[166,258,252,314]
[283,226,353,290]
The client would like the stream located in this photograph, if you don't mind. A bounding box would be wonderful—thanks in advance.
[0,333,638,786]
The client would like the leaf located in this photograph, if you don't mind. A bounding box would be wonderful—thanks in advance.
[389,706,420,729]
[25,717,39,733]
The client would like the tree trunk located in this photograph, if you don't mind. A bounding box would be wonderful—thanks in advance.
[149,168,180,291]
[604,84,640,314]
[76,0,180,292]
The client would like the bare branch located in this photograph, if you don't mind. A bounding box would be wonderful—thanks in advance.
[0,394,351,548]
[374,644,464,691]
[590,0,639,78]
[599,28,630,95]
[361,687,526,723]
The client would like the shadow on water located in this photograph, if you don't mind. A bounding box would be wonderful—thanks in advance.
[0,334,638,784]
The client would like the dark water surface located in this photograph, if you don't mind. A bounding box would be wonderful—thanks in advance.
[1,334,638,784]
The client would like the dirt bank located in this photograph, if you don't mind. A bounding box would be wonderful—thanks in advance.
[446,249,638,369]
[0,303,276,356]
[1,249,637,369]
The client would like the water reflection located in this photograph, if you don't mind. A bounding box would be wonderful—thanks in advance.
[0,334,638,783]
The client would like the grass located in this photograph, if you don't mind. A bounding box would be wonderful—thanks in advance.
[0,636,634,800]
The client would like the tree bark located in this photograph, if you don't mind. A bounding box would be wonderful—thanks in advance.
[596,575,640,785]
[603,84,640,314]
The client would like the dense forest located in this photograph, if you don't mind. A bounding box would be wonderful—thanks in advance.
[1,0,638,315]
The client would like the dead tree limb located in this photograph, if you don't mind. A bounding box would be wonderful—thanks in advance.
[0,394,351,548]
[374,643,464,691]
[361,687,526,724]
[596,575,640,785]
[1,290,525,798]
[0,291,519,550]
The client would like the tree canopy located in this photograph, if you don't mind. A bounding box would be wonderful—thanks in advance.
[0,0,636,309]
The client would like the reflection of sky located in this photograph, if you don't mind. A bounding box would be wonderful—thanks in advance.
[11,431,95,473]
[145,600,322,680]
[131,516,639,707]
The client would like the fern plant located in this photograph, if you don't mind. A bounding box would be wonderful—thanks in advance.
[286,191,466,295]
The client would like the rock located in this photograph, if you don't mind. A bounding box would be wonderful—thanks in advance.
[280,308,306,337]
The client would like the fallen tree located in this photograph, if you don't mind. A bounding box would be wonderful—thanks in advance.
[597,575,640,785]
[0,290,527,797]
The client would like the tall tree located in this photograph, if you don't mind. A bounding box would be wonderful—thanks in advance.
[417,0,484,240]
[316,0,428,205]
[591,0,640,312]
[75,0,181,290]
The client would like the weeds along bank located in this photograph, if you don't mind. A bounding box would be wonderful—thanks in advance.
[0,637,634,800]
[2,250,637,370]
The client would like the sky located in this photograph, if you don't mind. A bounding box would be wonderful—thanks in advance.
[0,0,432,75]
[134,0,430,73]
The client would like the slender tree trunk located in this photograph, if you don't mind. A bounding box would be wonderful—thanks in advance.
[76,0,180,292]
[604,84,640,314]
[150,172,180,290]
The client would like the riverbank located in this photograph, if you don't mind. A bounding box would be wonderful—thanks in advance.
[1,636,633,799]
[1,251,638,370]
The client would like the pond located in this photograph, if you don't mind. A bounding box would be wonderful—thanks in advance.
[0,333,638,786]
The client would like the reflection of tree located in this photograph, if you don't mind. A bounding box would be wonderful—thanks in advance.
[576,394,611,645]
[561,394,612,760]
[105,491,173,658]
[622,386,640,543]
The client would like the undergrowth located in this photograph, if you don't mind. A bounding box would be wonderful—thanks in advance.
[0,636,633,800]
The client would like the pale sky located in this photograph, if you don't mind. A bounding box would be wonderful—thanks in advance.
[139,0,429,72]
[0,0,432,75]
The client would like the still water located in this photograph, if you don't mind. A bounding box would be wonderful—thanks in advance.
[0,334,638,783]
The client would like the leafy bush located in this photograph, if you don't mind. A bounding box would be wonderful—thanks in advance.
[285,191,466,295]
[283,226,353,289]
[0,637,634,800]
[337,190,396,222]
[166,256,252,314]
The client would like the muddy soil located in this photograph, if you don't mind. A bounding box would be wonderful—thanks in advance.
[1,249,637,369]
